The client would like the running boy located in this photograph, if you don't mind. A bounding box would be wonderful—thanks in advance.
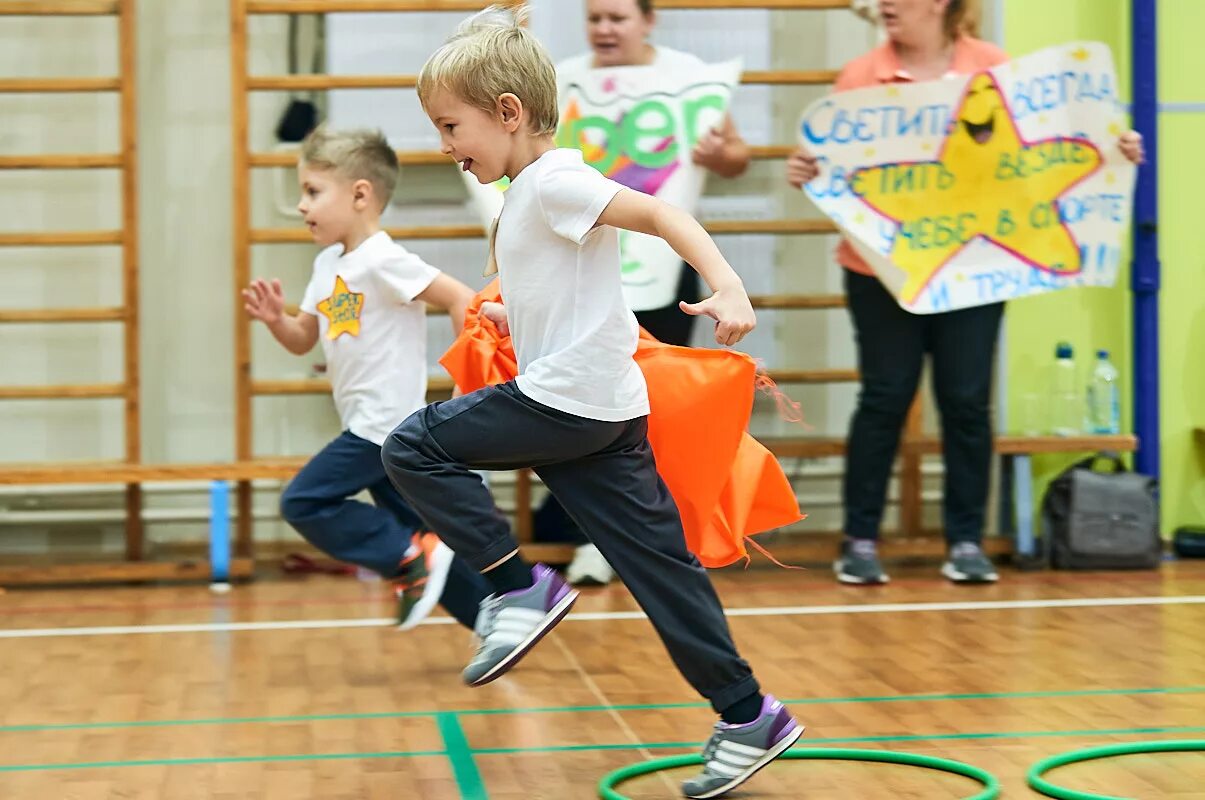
[381,11,802,798]
[243,126,490,631]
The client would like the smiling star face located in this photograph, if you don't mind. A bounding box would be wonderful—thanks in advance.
[958,73,1005,146]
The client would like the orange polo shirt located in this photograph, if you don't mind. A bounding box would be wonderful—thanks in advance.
[832,36,1009,275]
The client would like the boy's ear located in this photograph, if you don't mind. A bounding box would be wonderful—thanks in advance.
[351,178,374,209]
[497,93,524,132]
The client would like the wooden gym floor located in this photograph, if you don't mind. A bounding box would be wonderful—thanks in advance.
[2,561,1203,799]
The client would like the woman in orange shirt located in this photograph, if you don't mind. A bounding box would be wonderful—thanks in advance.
[786,0,1144,586]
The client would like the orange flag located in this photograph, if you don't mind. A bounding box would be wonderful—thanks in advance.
[440,281,804,568]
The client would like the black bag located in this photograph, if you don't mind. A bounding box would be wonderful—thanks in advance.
[1040,453,1161,570]
[275,15,323,143]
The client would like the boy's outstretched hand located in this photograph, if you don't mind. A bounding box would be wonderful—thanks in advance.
[243,278,287,324]
[679,286,756,347]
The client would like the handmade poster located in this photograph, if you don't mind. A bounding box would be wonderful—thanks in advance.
[799,42,1135,314]
[462,59,742,310]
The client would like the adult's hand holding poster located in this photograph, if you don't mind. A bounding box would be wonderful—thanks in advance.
[799,42,1136,314]
[462,59,742,311]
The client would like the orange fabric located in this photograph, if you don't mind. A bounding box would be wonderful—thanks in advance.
[439,282,804,568]
[833,36,1010,275]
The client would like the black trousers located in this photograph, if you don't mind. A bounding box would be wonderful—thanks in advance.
[843,270,1004,543]
[534,262,700,545]
[381,381,759,711]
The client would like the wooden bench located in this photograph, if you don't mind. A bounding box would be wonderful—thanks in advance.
[766,433,1140,559]
[0,433,1137,586]
[0,460,305,587]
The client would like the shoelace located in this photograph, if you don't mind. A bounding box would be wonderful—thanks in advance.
[699,722,725,771]
[471,595,503,649]
[950,542,983,559]
[850,539,878,558]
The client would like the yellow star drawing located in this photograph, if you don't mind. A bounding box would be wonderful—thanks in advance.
[851,72,1102,303]
[316,275,364,339]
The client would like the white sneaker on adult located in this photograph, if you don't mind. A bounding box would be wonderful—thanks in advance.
[565,543,615,586]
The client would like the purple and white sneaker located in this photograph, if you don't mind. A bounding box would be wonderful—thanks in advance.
[462,564,578,687]
[682,695,804,799]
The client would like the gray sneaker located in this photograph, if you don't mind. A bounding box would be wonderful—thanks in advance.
[462,564,578,687]
[942,542,999,583]
[834,538,889,585]
[682,695,804,799]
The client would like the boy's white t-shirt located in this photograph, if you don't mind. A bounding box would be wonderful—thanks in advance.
[299,231,439,446]
[495,148,650,422]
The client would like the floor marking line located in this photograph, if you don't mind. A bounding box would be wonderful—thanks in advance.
[0,749,447,773]
[552,636,679,795]
[436,713,488,800]
[5,726,1205,773]
[4,687,1201,736]
[4,595,1204,639]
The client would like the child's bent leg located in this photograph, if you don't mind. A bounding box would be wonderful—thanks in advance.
[369,476,490,630]
[534,418,759,714]
[382,382,633,573]
[382,383,627,686]
[281,432,467,630]
[536,418,805,797]
[381,389,520,572]
[282,432,413,577]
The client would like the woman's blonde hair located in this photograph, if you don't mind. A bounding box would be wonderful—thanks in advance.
[945,0,981,40]
[417,5,559,136]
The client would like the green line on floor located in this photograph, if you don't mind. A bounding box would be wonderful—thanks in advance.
[437,713,488,800]
[2,685,1200,734]
[5,724,1205,774]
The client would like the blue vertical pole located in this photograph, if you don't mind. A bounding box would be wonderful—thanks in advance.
[210,480,231,583]
[1131,0,1159,481]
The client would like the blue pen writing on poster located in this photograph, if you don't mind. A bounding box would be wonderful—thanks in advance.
[800,67,1117,152]
[921,242,1122,313]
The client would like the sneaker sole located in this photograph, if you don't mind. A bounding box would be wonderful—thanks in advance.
[466,589,579,687]
[941,562,999,584]
[685,722,806,800]
[397,541,454,631]
[833,561,889,585]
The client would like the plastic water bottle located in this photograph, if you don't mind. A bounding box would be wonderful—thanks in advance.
[1051,342,1079,436]
[1086,350,1121,434]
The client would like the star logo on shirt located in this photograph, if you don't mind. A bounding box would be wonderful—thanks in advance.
[851,70,1101,303]
[316,275,364,339]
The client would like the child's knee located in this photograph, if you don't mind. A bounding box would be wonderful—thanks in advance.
[381,415,427,478]
[279,484,313,526]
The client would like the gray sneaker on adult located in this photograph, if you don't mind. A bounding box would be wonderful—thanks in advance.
[681,695,804,799]
[462,564,578,687]
[834,538,889,585]
[942,542,999,583]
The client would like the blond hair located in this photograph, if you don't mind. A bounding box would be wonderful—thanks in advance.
[299,126,399,211]
[416,5,559,136]
[945,0,981,40]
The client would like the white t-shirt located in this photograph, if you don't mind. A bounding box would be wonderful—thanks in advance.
[299,231,439,446]
[495,148,650,422]
[555,45,707,87]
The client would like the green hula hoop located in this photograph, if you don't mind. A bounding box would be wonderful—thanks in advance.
[1028,739,1205,800]
[598,748,1000,800]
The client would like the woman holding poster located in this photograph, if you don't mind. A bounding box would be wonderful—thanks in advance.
[536,0,752,585]
[786,0,1144,586]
